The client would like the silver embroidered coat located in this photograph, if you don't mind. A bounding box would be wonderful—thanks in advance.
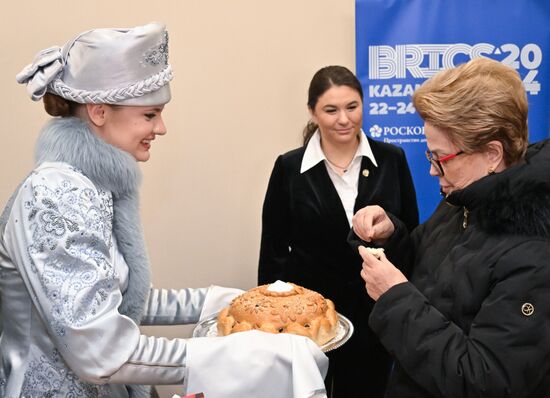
[0,118,210,397]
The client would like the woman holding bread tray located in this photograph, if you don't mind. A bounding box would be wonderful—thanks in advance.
[1,22,328,398]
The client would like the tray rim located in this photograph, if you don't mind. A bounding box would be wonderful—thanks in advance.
[192,311,354,353]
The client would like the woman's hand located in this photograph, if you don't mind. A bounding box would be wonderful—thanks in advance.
[358,246,407,301]
[352,205,395,243]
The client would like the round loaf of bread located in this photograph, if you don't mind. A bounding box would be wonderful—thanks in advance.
[217,282,338,345]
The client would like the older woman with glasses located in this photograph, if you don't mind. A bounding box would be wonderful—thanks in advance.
[425,149,463,176]
[348,57,550,397]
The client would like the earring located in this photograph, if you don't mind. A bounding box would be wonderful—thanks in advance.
[488,167,495,175]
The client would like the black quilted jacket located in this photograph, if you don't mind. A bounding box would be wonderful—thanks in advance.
[351,139,550,398]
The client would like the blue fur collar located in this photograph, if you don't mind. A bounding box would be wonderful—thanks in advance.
[34,117,151,327]
[35,117,141,197]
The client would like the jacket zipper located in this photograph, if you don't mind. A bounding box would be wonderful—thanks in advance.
[463,207,469,229]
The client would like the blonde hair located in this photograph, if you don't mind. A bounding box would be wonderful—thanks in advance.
[413,57,528,166]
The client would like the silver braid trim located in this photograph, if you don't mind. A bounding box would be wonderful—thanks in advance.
[49,65,173,104]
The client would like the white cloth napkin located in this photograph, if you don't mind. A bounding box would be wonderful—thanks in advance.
[184,330,328,398]
[199,285,245,322]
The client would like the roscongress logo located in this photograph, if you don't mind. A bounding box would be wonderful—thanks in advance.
[368,124,426,144]
[369,124,424,137]
[369,124,382,138]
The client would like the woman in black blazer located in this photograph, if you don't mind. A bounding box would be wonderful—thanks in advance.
[258,65,419,398]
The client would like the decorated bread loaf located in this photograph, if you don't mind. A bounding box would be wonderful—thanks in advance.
[217,280,338,345]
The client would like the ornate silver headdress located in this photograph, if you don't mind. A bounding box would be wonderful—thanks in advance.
[16,22,172,106]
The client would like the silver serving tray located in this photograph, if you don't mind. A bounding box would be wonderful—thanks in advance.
[193,312,354,353]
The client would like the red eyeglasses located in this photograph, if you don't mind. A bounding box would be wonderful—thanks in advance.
[425,150,464,176]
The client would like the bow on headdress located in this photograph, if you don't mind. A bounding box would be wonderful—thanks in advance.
[16,46,64,101]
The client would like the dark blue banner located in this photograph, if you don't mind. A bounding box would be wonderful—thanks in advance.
[356,0,550,221]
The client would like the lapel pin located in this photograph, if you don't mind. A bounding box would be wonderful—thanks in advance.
[362,169,370,177]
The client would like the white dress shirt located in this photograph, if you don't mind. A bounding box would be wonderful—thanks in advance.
[300,130,378,226]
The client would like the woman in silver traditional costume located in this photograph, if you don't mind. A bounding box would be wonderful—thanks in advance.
[0,22,328,398]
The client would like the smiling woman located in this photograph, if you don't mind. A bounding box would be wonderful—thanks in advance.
[1,22,330,398]
[44,93,168,162]
[84,104,167,162]
[310,85,363,170]
[258,65,419,398]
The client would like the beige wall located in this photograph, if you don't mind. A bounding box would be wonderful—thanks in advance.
[1,0,354,395]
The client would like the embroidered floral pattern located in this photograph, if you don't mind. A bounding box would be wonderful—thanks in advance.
[22,349,65,396]
[142,30,169,66]
[21,349,110,397]
[2,118,149,397]
[24,174,116,335]
[13,173,123,395]
[0,376,5,398]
